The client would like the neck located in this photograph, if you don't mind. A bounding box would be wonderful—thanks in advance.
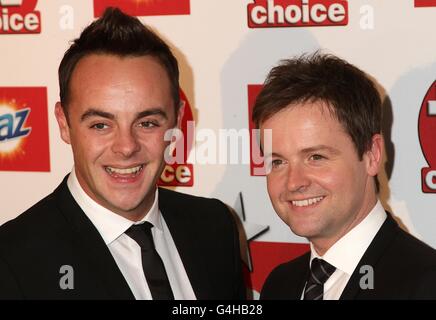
[311,196,378,257]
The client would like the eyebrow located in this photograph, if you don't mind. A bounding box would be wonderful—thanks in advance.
[136,109,168,121]
[269,145,340,158]
[301,145,341,155]
[80,109,114,122]
[80,108,169,122]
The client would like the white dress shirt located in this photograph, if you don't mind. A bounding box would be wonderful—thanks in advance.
[67,169,196,300]
[303,201,387,300]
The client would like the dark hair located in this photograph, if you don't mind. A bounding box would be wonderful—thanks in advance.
[58,7,180,115]
[252,51,381,159]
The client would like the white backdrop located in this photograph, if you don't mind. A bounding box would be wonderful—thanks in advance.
[1,0,436,295]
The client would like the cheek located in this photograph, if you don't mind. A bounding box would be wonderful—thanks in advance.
[72,133,108,161]
[267,174,282,200]
[312,167,345,190]
[316,166,363,199]
[139,132,169,155]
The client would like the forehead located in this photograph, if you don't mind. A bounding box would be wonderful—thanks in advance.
[262,101,342,129]
[68,54,173,112]
[261,102,353,151]
[71,53,170,88]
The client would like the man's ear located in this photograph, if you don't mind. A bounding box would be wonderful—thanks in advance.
[55,102,71,144]
[365,134,384,177]
[176,100,185,129]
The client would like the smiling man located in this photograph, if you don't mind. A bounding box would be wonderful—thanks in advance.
[0,8,245,300]
[254,52,436,300]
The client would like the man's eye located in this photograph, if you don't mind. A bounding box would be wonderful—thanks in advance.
[91,123,108,130]
[138,121,158,128]
[310,154,325,161]
[271,159,283,168]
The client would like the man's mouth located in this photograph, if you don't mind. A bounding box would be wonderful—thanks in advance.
[105,165,143,176]
[290,196,324,207]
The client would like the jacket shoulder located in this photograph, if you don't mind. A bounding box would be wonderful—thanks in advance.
[158,187,226,206]
[261,251,309,300]
[158,187,233,223]
[377,218,436,274]
[0,191,61,245]
[347,216,436,299]
[394,227,436,262]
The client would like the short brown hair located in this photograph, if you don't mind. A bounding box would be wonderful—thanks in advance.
[58,7,180,116]
[252,51,381,159]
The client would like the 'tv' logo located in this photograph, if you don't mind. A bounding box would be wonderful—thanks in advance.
[418,80,436,192]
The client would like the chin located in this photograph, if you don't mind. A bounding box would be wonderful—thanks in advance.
[120,199,145,211]
[287,219,315,236]
[102,196,138,211]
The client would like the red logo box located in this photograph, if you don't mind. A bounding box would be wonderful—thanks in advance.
[247,241,309,294]
[0,87,50,172]
[415,0,436,7]
[247,0,348,28]
[0,0,41,34]
[158,89,194,187]
[418,80,436,192]
[94,0,190,17]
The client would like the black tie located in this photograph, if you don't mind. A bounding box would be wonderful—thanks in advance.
[125,222,174,300]
[303,258,336,300]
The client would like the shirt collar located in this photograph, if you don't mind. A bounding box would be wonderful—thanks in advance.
[310,200,387,275]
[67,168,162,245]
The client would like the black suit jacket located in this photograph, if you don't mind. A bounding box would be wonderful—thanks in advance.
[261,214,436,299]
[0,176,245,299]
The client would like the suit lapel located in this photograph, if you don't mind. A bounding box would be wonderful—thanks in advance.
[54,178,135,299]
[293,253,311,299]
[158,189,214,299]
[340,213,398,299]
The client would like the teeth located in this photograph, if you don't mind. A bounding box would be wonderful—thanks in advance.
[292,196,323,207]
[106,165,143,175]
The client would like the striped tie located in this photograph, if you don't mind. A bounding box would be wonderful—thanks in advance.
[303,258,336,300]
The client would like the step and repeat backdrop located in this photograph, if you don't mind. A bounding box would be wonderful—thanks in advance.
[1,0,435,297]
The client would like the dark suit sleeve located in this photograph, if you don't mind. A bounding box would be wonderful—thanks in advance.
[260,269,278,300]
[231,211,246,300]
[260,265,290,300]
[411,267,436,299]
[0,255,23,299]
[218,200,246,300]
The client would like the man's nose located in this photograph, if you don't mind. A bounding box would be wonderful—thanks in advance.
[286,164,310,193]
[111,128,140,157]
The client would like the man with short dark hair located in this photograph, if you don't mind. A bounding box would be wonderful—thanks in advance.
[254,52,436,299]
[0,8,245,300]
